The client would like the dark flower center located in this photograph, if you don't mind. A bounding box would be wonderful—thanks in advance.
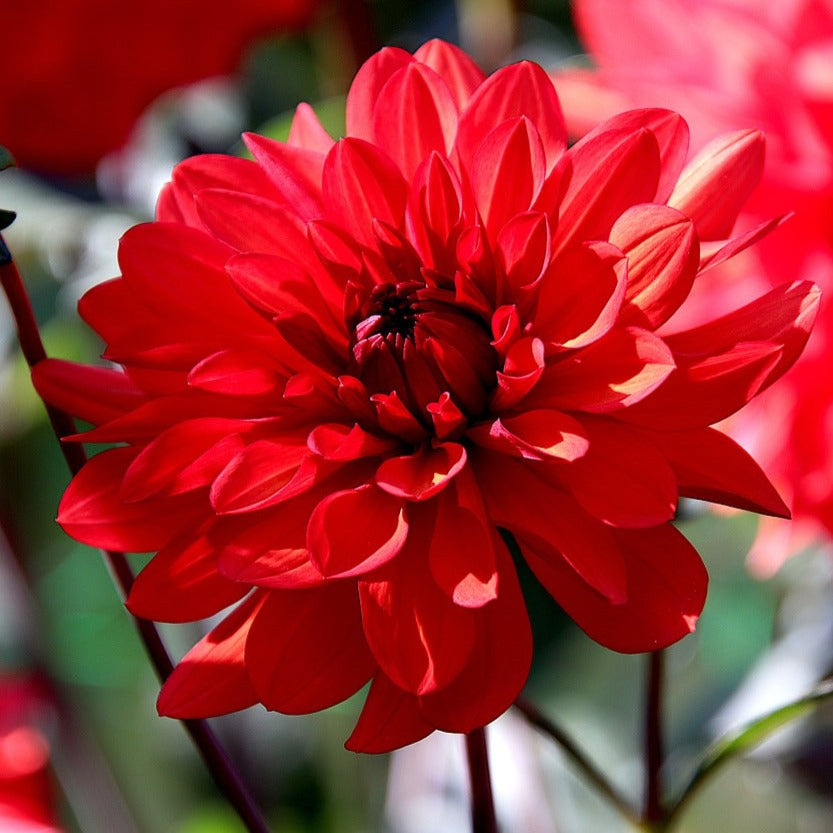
[349,280,498,422]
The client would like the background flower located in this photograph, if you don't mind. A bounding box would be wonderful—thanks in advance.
[32,39,818,754]
[0,0,320,176]
[552,0,833,574]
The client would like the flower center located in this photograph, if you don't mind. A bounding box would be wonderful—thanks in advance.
[349,280,498,422]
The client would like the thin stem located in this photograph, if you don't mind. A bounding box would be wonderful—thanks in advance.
[0,239,272,833]
[643,650,665,826]
[465,727,499,833]
[514,696,641,827]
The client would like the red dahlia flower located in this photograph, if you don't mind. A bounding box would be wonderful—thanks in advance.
[33,40,819,751]
[553,0,833,572]
[0,0,319,176]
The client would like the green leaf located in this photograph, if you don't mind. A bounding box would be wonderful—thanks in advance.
[0,146,15,170]
[664,677,833,830]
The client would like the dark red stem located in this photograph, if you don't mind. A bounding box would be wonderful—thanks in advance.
[644,650,665,825]
[465,727,499,833]
[0,239,272,833]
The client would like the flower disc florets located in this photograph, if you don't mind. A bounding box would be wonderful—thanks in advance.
[35,40,819,752]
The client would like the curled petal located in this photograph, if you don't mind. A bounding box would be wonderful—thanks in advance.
[534,240,627,349]
[158,593,263,718]
[307,484,408,577]
[414,39,486,110]
[456,61,567,172]
[429,468,499,607]
[308,423,400,460]
[359,508,476,695]
[611,204,698,328]
[654,427,789,518]
[490,336,546,411]
[58,447,205,552]
[288,102,335,153]
[531,327,675,413]
[522,523,707,653]
[346,47,414,140]
[246,586,376,714]
[417,544,531,733]
[373,62,458,180]
[127,531,248,622]
[668,129,765,241]
[467,409,589,463]
[375,442,467,501]
[346,674,434,753]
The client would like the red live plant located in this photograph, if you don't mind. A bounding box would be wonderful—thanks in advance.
[32,40,818,751]
[553,0,833,573]
[0,0,320,176]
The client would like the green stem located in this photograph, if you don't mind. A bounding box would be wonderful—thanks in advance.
[0,237,272,833]
[465,727,499,833]
[514,696,642,828]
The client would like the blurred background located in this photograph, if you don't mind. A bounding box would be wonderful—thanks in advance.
[2,1,833,831]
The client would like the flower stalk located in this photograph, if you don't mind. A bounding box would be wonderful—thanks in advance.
[0,234,272,833]
[465,727,499,833]
[643,650,665,825]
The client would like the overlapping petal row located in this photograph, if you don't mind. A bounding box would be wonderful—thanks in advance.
[34,40,819,751]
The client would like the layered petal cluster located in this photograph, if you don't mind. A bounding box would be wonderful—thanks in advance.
[553,0,833,572]
[0,0,319,175]
[35,41,819,751]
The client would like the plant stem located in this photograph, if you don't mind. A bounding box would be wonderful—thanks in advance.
[0,240,272,833]
[465,727,499,833]
[514,696,641,827]
[643,650,665,826]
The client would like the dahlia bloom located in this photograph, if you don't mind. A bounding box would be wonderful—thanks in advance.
[0,0,319,175]
[553,0,833,572]
[34,40,818,751]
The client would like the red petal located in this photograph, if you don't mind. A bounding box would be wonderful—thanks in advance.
[244,131,324,221]
[490,336,545,412]
[532,327,675,412]
[246,585,375,714]
[359,506,476,695]
[288,102,335,153]
[127,531,248,622]
[210,436,313,514]
[58,447,205,552]
[611,204,698,329]
[654,427,789,517]
[429,468,499,607]
[157,593,262,718]
[346,674,434,753]
[121,417,252,502]
[467,410,589,463]
[534,240,627,349]
[414,39,486,110]
[308,422,400,460]
[477,455,627,602]
[306,484,408,578]
[375,442,467,501]
[417,544,531,733]
[557,417,677,528]
[554,126,660,253]
[470,117,546,240]
[32,359,144,427]
[346,47,414,140]
[580,109,690,202]
[322,138,408,248]
[668,129,764,241]
[187,349,284,396]
[372,62,458,180]
[523,523,707,653]
[495,211,551,295]
[456,61,567,172]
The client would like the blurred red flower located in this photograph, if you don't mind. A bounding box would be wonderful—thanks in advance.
[34,40,818,751]
[0,0,319,176]
[553,0,833,573]
[0,676,62,833]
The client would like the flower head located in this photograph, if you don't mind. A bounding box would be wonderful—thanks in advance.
[35,40,819,751]
[554,0,833,572]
